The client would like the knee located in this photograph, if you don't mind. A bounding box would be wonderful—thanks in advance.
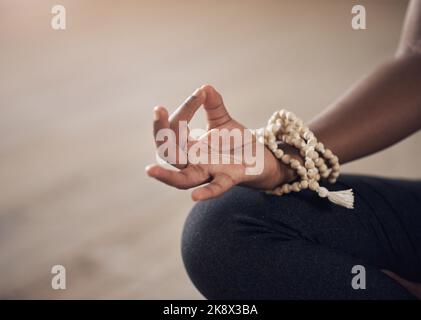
[181,187,242,299]
[181,186,307,299]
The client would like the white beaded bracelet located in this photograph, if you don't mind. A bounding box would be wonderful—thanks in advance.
[253,109,354,209]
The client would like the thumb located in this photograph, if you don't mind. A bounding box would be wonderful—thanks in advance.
[201,85,232,128]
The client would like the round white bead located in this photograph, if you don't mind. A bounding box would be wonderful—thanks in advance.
[290,159,300,169]
[315,158,324,166]
[319,164,328,173]
[309,180,319,191]
[269,142,277,151]
[297,166,307,177]
[317,187,329,198]
[300,180,309,189]
[279,110,287,118]
[274,149,284,158]
[321,170,330,178]
[291,182,301,192]
[331,171,340,178]
[307,138,317,147]
[281,154,291,164]
[305,160,315,169]
[324,149,333,159]
[281,184,291,194]
[316,142,324,152]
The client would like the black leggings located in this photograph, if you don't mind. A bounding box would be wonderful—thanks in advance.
[181,175,421,299]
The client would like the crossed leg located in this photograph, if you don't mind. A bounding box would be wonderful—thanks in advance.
[182,175,421,299]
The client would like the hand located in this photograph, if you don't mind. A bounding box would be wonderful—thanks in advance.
[146,85,293,201]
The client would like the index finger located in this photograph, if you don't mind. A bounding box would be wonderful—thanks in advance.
[169,87,206,129]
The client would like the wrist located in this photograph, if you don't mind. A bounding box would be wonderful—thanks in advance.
[277,142,304,184]
[254,143,303,190]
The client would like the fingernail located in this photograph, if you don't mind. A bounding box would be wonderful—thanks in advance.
[154,108,160,121]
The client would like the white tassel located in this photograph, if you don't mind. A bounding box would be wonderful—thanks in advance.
[327,189,354,209]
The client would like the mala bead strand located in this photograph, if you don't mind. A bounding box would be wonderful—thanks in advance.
[254,109,354,209]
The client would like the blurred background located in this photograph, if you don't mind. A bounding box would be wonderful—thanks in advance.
[1,0,419,299]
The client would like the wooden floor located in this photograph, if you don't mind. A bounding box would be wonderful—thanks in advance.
[1,0,419,299]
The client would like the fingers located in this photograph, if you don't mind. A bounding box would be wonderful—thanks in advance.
[153,105,190,168]
[169,87,206,130]
[201,85,231,128]
[145,164,209,190]
[191,173,236,201]
[152,85,231,170]
[167,88,206,159]
[153,105,170,148]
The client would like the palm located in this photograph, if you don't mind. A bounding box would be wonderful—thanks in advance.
[147,85,283,201]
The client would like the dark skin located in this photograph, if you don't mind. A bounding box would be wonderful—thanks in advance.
[147,0,421,298]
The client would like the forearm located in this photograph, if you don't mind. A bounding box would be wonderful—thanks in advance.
[309,0,421,165]
[397,0,421,57]
[309,55,421,164]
